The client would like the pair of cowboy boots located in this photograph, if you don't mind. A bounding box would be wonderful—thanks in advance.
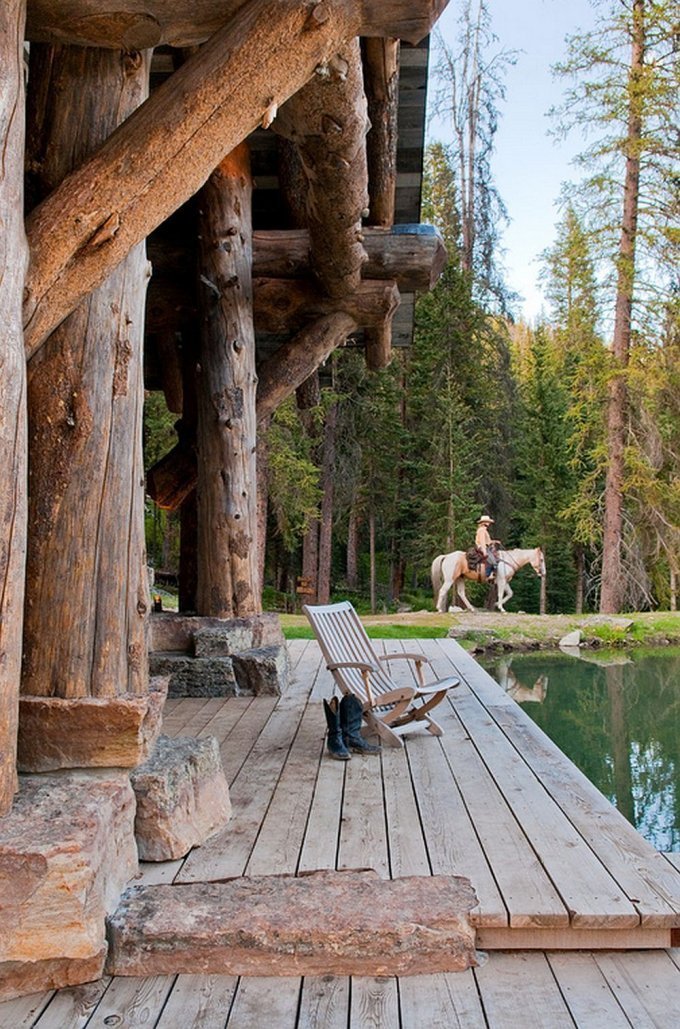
[322,695,380,760]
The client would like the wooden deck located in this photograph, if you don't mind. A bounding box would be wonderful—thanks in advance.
[4,637,680,1027]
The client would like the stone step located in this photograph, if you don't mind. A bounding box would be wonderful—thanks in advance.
[149,644,289,698]
[106,870,478,978]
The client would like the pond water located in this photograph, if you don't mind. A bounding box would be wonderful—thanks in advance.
[480,647,680,852]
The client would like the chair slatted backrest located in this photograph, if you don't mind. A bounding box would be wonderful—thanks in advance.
[304,602,396,703]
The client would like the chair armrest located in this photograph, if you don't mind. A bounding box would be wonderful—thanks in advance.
[369,686,416,708]
[416,677,460,694]
[378,652,431,665]
[326,661,377,673]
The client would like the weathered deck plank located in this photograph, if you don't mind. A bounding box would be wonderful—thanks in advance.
[153,974,238,1027]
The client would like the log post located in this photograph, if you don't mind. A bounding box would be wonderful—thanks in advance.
[273,37,370,298]
[23,0,363,357]
[0,0,28,814]
[363,38,400,227]
[196,144,260,618]
[22,45,151,701]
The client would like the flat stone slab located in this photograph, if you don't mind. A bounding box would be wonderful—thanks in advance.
[17,685,166,772]
[130,735,231,861]
[151,613,285,655]
[106,870,478,977]
[0,772,138,1001]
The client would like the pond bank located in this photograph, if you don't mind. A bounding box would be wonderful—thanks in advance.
[281,609,680,652]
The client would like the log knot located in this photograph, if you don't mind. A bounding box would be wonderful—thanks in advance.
[86,213,121,250]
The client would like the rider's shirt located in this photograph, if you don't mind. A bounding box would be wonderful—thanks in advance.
[475,525,492,555]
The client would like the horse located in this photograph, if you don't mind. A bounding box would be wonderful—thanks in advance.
[431,546,546,613]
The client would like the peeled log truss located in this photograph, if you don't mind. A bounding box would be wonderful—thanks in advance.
[0,0,450,816]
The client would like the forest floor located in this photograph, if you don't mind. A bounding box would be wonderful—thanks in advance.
[281,609,680,653]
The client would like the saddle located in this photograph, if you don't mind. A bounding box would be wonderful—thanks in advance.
[466,547,483,572]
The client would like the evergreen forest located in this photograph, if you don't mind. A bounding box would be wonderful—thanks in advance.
[145,0,679,617]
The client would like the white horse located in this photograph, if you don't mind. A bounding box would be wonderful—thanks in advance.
[431,546,546,613]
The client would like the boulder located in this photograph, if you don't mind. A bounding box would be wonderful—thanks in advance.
[232,645,290,696]
[559,629,582,648]
[130,735,231,861]
[17,684,167,772]
[106,870,478,977]
[0,772,138,1001]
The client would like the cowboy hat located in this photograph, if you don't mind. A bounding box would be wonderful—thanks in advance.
[477,514,494,524]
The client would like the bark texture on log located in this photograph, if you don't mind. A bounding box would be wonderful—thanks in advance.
[273,37,369,298]
[0,0,28,814]
[196,145,260,618]
[23,0,361,358]
[254,278,399,333]
[22,45,151,700]
[363,38,399,227]
[252,227,446,292]
[26,0,449,48]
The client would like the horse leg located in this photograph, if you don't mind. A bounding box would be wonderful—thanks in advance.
[436,576,452,614]
[456,578,475,612]
[497,579,513,613]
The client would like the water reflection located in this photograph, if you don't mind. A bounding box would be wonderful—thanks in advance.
[480,648,680,852]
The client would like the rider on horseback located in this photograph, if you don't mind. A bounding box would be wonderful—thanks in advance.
[474,514,501,581]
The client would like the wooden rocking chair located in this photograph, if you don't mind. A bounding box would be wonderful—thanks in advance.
[303,601,460,747]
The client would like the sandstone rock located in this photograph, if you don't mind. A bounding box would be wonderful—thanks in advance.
[17,685,166,773]
[149,654,238,698]
[0,772,138,1001]
[193,625,253,657]
[106,870,478,977]
[150,612,285,655]
[232,645,289,696]
[130,735,231,861]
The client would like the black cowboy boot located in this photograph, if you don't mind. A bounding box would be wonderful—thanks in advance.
[340,694,381,754]
[323,698,351,760]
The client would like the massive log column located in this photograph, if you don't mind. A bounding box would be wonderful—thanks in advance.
[196,144,260,617]
[273,36,370,298]
[0,0,28,815]
[22,45,151,703]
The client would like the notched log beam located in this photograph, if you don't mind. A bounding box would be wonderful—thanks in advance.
[252,226,446,293]
[26,1,450,49]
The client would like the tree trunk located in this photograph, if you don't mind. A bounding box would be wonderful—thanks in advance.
[600,0,644,614]
[347,502,360,589]
[22,44,151,699]
[317,404,338,604]
[575,544,584,615]
[0,0,28,814]
[196,144,259,618]
[670,566,677,613]
[369,505,377,613]
[23,0,362,357]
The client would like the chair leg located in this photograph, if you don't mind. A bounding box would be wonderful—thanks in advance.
[425,716,444,736]
[365,709,404,748]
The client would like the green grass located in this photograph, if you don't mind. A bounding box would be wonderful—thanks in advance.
[282,624,448,640]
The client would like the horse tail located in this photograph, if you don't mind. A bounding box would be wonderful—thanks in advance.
[431,554,445,600]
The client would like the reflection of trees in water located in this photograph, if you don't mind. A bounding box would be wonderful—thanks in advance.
[487,649,680,849]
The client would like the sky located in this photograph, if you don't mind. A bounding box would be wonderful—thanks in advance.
[429,0,602,321]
